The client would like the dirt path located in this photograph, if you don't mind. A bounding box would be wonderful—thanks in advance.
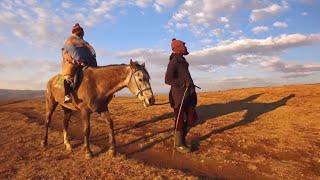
[1,84,320,179]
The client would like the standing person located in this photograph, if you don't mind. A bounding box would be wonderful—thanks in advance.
[165,38,198,153]
[61,23,97,102]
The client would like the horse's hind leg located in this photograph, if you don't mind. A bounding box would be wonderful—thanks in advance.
[100,110,116,157]
[41,95,58,147]
[62,107,73,152]
[81,110,93,159]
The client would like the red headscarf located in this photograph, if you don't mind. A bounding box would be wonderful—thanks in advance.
[171,38,189,55]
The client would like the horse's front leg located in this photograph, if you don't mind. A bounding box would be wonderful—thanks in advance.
[100,111,116,157]
[81,110,93,159]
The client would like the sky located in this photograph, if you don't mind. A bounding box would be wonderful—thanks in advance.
[0,0,319,94]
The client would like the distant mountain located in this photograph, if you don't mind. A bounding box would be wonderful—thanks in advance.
[0,89,44,101]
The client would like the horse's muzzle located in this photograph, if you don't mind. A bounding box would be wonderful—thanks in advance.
[143,97,155,107]
[148,97,155,105]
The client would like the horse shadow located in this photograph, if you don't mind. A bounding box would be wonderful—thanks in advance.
[114,112,174,134]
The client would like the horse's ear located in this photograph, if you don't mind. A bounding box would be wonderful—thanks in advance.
[130,59,137,70]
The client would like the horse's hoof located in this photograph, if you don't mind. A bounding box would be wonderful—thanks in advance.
[41,140,47,148]
[65,143,73,152]
[85,151,93,159]
[108,149,116,157]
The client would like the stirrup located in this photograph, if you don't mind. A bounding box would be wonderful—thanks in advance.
[64,95,72,103]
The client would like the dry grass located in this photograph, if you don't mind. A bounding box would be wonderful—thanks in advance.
[0,83,319,179]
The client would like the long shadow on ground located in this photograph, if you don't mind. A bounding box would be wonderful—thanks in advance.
[194,94,295,143]
[119,93,295,154]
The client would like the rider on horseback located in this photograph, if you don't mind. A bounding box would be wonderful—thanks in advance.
[61,23,97,102]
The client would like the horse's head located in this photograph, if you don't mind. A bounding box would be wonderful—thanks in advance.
[127,60,155,107]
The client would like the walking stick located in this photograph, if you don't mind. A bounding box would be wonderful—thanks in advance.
[172,86,189,158]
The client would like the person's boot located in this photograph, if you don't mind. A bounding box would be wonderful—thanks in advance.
[174,131,191,153]
[182,126,191,145]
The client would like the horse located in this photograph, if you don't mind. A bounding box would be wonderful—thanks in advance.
[41,60,155,159]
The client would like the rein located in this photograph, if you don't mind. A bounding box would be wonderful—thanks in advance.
[129,66,152,97]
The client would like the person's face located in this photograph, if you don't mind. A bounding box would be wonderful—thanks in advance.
[182,42,189,55]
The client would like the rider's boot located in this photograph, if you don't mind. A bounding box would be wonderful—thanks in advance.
[64,79,73,103]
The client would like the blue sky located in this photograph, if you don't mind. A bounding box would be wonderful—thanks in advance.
[0,0,319,94]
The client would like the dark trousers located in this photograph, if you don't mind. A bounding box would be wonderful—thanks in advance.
[173,105,198,131]
[64,79,73,96]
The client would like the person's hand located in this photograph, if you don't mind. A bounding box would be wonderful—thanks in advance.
[184,81,194,88]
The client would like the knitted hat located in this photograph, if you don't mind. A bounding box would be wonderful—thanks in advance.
[71,23,83,34]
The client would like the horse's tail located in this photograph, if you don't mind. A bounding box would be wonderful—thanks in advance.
[45,75,60,109]
[45,75,55,100]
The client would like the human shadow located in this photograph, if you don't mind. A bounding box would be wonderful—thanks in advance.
[195,93,263,125]
[194,94,295,143]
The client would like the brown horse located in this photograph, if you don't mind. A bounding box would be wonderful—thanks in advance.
[41,60,155,158]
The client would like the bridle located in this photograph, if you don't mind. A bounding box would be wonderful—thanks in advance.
[129,66,152,97]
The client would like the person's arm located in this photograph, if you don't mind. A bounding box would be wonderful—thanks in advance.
[165,58,183,87]
[184,71,195,88]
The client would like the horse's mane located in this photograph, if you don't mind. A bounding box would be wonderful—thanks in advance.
[91,63,150,78]
[96,63,127,68]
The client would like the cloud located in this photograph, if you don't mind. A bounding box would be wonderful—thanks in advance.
[0,0,159,48]
[0,57,59,90]
[192,64,215,72]
[189,33,320,67]
[273,21,288,28]
[261,57,320,74]
[236,54,320,79]
[115,48,167,66]
[252,26,269,34]
[301,12,308,16]
[0,79,47,90]
[0,58,59,73]
[250,1,289,22]
[135,0,152,8]
[167,0,243,35]
[200,76,273,91]
[176,22,188,29]
[61,1,72,8]
[220,17,229,24]
[153,0,179,12]
[282,72,314,78]
[114,33,320,71]
[212,28,224,37]
[296,0,316,4]
[200,38,213,45]
[0,33,5,43]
